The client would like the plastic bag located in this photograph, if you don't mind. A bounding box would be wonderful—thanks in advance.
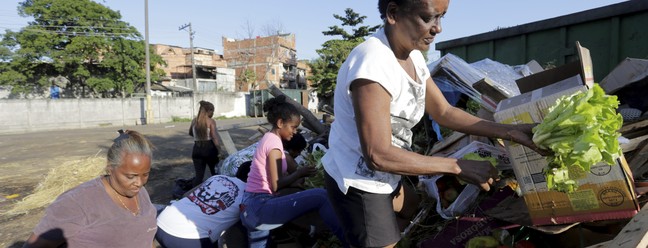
[420,175,481,219]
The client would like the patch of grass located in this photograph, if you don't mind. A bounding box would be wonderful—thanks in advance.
[171,116,192,122]
[98,123,112,127]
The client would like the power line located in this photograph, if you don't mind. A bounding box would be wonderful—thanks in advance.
[30,24,135,31]
[20,28,140,38]
[26,17,127,23]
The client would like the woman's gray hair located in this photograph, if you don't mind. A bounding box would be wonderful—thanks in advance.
[106,130,154,169]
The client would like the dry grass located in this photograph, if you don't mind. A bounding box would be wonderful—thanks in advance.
[5,156,106,216]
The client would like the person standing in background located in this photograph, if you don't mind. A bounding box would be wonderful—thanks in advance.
[190,100,222,187]
[49,83,60,99]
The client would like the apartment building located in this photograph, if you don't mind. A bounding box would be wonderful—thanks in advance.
[153,44,235,92]
[222,34,308,92]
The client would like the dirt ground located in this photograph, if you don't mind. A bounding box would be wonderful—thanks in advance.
[0,118,264,248]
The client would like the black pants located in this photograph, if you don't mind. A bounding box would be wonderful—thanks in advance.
[192,141,219,187]
[324,172,402,247]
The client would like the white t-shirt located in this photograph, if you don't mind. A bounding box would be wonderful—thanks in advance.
[157,175,246,242]
[323,28,429,194]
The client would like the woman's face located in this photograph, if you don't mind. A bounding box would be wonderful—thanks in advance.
[391,0,448,52]
[277,115,301,142]
[108,153,151,197]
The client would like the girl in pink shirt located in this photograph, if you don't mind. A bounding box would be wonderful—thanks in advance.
[240,95,346,248]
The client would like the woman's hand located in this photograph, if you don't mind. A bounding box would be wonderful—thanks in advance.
[507,124,552,156]
[296,165,318,178]
[289,177,306,189]
[456,160,499,191]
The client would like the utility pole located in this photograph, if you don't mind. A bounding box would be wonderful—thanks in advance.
[179,23,197,117]
[144,0,153,124]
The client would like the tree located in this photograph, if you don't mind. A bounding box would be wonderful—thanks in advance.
[0,0,165,98]
[308,8,380,99]
[322,8,379,40]
[239,68,257,91]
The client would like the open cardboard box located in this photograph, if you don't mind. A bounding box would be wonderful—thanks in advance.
[514,42,594,94]
[493,42,640,226]
[600,58,648,114]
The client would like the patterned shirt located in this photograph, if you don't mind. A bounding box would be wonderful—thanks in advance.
[323,28,429,194]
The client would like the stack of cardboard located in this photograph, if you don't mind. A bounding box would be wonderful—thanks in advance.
[428,53,493,111]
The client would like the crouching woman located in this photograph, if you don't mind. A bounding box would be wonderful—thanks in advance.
[23,130,157,247]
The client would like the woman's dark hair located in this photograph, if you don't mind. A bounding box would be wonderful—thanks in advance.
[378,0,420,19]
[263,95,300,127]
[195,100,214,140]
[236,161,252,183]
[283,132,307,153]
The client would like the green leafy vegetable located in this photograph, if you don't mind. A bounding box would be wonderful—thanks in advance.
[462,153,498,167]
[303,149,326,169]
[301,149,327,188]
[532,83,623,193]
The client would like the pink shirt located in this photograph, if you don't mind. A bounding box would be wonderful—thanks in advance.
[246,132,287,194]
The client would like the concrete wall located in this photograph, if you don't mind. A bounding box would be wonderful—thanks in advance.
[0,92,248,134]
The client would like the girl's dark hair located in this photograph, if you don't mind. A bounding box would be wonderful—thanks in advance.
[263,95,300,127]
[378,0,420,19]
[195,100,214,140]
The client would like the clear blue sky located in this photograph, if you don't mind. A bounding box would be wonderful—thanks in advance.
[1,0,627,61]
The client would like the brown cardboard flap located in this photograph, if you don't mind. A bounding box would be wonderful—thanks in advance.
[473,77,510,104]
[516,61,581,94]
[599,58,648,94]
[515,41,593,94]
[576,41,595,88]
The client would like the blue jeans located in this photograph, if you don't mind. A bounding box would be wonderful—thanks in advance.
[239,189,346,248]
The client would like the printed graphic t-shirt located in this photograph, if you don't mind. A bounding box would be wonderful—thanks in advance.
[323,28,429,194]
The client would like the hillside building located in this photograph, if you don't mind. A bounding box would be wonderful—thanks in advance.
[153,44,235,92]
[222,34,309,92]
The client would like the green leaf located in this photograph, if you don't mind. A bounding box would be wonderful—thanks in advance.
[532,84,622,193]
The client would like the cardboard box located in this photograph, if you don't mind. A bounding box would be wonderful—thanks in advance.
[493,42,640,225]
[599,58,648,113]
[599,57,648,94]
[473,77,510,104]
[515,41,594,94]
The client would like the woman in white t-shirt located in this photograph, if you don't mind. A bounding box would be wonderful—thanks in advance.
[155,162,251,248]
[322,0,549,247]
